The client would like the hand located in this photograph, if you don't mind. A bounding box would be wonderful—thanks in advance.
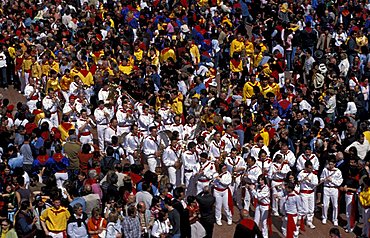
[33,217,38,224]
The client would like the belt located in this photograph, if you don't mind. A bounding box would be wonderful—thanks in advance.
[346,191,355,195]
[300,189,314,194]
[273,179,284,182]
[98,123,108,126]
[30,96,39,100]
[287,213,298,217]
[118,125,130,127]
[214,187,227,192]
[198,179,210,182]
[50,111,57,114]
[324,186,338,188]
[257,201,270,206]
[184,169,193,173]
[80,131,91,136]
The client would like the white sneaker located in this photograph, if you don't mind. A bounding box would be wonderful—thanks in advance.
[272,212,279,217]
[322,219,327,224]
[345,228,353,233]
[227,220,232,225]
[216,221,222,226]
[307,223,316,229]
[333,221,338,227]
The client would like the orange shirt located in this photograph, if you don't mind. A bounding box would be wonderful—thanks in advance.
[87,217,107,238]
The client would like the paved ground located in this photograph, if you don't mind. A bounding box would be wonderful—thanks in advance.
[2,86,361,238]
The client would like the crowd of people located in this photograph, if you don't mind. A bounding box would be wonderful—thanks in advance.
[0,0,370,237]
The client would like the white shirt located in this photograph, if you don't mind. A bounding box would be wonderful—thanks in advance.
[24,84,39,100]
[320,167,343,187]
[273,150,296,168]
[299,100,312,112]
[143,135,162,158]
[284,192,303,215]
[225,156,246,176]
[197,161,218,181]
[138,113,154,132]
[209,140,224,160]
[170,123,185,140]
[221,133,240,154]
[162,145,182,167]
[250,145,270,160]
[256,158,272,175]
[94,107,113,125]
[0,52,6,67]
[104,126,118,145]
[42,95,58,112]
[345,140,370,160]
[182,150,198,173]
[76,117,93,134]
[297,170,318,191]
[246,164,262,184]
[98,89,110,104]
[151,219,171,238]
[196,143,209,155]
[214,171,232,190]
[184,123,197,141]
[296,153,319,172]
[124,132,143,154]
[251,185,270,205]
[268,162,291,181]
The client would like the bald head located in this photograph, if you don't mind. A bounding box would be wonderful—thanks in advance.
[336,152,344,161]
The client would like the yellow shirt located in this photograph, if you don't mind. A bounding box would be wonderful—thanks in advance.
[189,44,200,64]
[230,59,243,73]
[41,63,50,77]
[259,129,270,146]
[160,48,176,63]
[243,81,261,100]
[22,58,32,71]
[31,63,42,79]
[230,39,245,57]
[363,131,370,143]
[8,47,15,59]
[60,75,73,91]
[171,95,183,115]
[118,65,133,75]
[245,41,254,57]
[40,206,70,232]
[46,78,61,92]
[359,187,370,208]
[134,49,144,62]
[77,70,94,86]
[58,123,75,141]
[261,85,273,98]
[269,82,280,97]
[51,61,60,73]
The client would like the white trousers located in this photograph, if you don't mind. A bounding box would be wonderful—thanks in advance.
[48,231,64,238]
[147,157,157,173]
[282,214,299,238]
[244,188,251,212]
[61,91,69,103]
[117,126,130,136]
[229,176,241,195]
[214,189,232,223]
[362,208,370,237]
[97,125,107,151]
[184,171,193,188]
[271,180,284,214]
[55,172,68,188]
[254,204,269,238]
[322,187,339,222]
[50,112,59,128]
[168,166,177,186]
[80,134,93,145]
[301,192,315,224]
[197,180,210,195]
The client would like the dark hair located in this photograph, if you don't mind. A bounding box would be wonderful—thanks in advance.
[157,210,167,222]
[329,227,340,237]
[106,146,114,156]
[304,160,313,168]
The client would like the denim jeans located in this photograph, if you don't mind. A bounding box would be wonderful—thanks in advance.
[285,50,292,71]
[0,67,7,86]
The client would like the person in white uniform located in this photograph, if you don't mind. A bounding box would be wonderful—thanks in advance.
[244,157,262,212]
[76,109,95,144]
[213,164,233,226]
[320,158,343,226]
[296,147,319,173]
[94,100,113,151]
[297,160,318,229]
[42,89,60,128]
[225,148,246,195]
[196,152,218,194]
[143,126,164,173]
[123,125,144,165]
[181,142,198,187]
[104,118,118,149]
[162,138,182,187]
[268,154,291,216]
[249,175,270,238]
